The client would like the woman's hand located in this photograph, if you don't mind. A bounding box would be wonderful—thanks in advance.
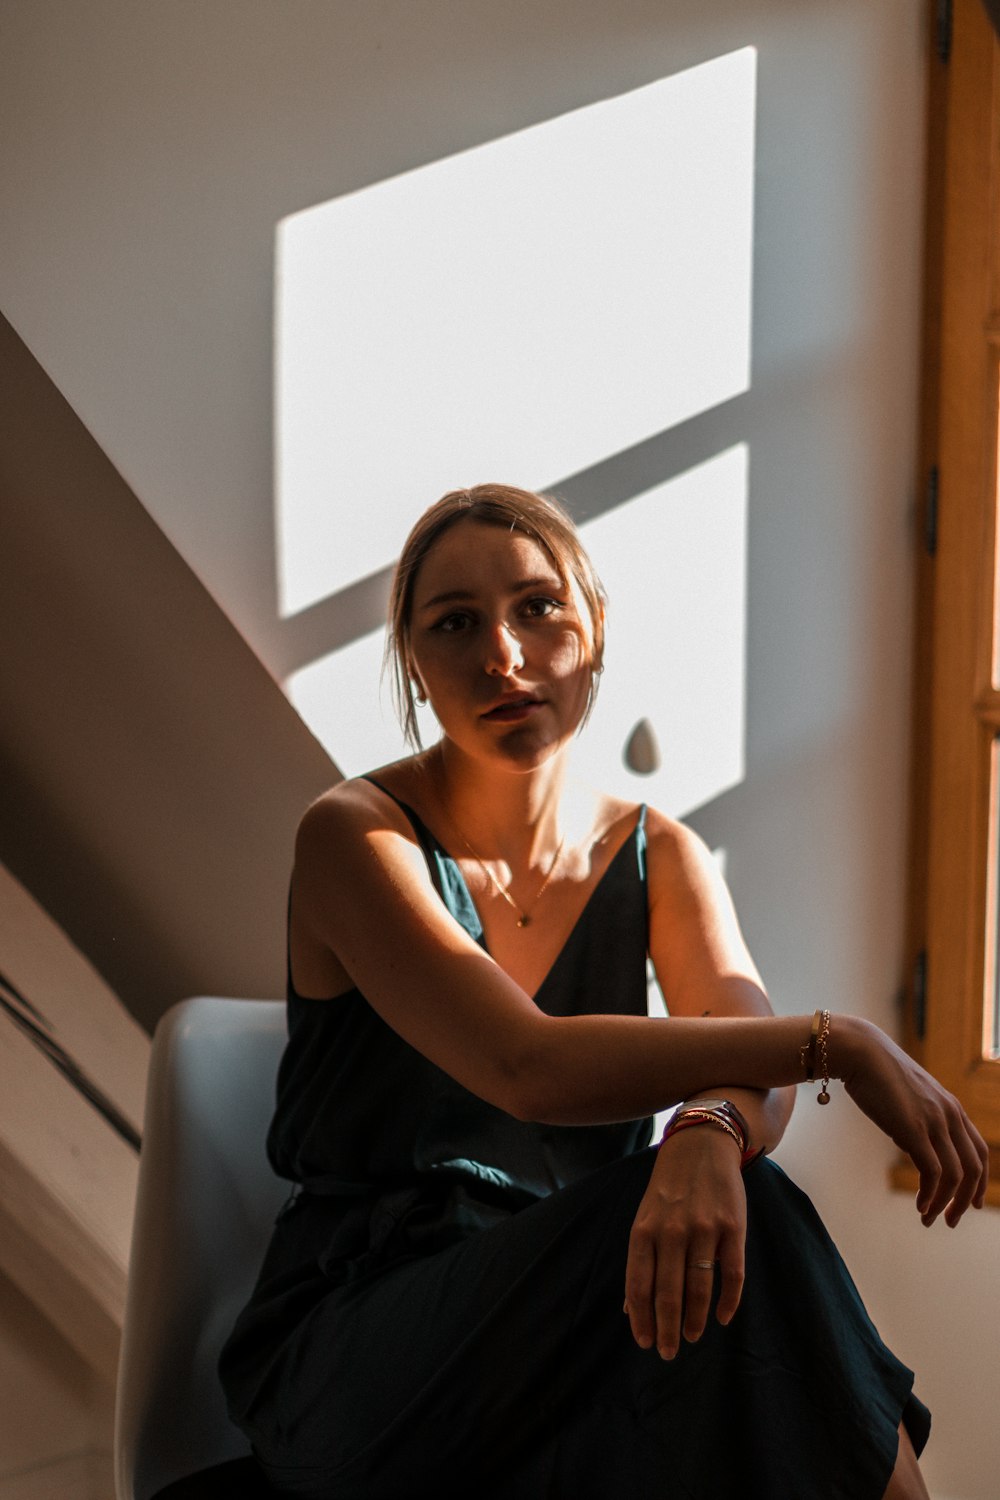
[624,1126,746,1360]
[836,1017,989,1226]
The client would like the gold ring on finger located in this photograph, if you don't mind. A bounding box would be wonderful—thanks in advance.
[687,1259,717,1271]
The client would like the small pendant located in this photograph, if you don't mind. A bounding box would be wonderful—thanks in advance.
[516,915,530,928]
[818,1087,831,1105]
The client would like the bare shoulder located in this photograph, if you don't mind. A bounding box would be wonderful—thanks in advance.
[295,772,419,870]
[292,769,444,957]
[298,779,382,835]
[640,808,737,933]
[644,807,765,1002]
[643,806,717,880]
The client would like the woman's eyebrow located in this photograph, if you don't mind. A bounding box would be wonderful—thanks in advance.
[417,588,475,612]
[417,576,561,612]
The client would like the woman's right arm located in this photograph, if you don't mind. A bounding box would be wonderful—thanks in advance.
[296,785,988,1224]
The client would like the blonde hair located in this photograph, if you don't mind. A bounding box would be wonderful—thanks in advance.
[386,484,607,749]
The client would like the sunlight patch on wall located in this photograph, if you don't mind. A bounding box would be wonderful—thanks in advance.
[275,48,756,619]
[572,446,747,818]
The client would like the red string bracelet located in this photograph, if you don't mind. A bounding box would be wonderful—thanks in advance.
[659,1099,762,1171]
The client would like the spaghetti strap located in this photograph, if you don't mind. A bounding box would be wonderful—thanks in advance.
[360,775,482,939]
[361,775,445,852]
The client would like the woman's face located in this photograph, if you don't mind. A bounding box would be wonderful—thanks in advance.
[407,518,596,771]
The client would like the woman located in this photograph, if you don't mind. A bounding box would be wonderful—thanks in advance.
[220,484,987,1500]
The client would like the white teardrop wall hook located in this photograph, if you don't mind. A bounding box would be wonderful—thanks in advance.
[623,717,660,775]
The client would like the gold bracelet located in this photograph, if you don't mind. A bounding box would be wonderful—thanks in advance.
[799,1009,832,1104]
[815,1009,831,1105]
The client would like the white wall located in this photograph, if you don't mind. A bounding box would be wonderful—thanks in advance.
[3,1,998,1495]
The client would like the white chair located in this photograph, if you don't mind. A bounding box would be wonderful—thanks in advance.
[114,997,288,1500]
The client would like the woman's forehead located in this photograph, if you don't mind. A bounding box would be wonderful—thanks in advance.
[413,519,562,598]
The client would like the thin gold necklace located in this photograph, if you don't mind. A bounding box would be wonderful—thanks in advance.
[459,832,566,929]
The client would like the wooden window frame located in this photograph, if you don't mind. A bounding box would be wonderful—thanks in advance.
[900,0,1000,1203]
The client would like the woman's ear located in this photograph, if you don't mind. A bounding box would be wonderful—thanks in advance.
[412,677,427,706]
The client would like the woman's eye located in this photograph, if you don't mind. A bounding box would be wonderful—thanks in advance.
[523,597,564,618]
[433,611,473,633]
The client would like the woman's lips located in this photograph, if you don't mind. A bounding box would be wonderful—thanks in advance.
[481,697,543,722]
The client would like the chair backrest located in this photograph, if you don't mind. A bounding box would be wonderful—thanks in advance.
[115,997,288,1500]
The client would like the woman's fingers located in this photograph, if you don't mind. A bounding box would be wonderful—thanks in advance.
[626,1228,746,1358]
[941,1106,989,1226]
[907,1098,989,1227]
[915,1117,962,1226]
[655,1231,744,1355]
[624,1228,656,1350]
[677,1246,717,1349]
[652,1230,687,1359]
[971,1120,991,1210]
[843,1023,990,1226]
[714,1227,746,1326]
[626,1225,715,1360]
[626,1130,748,1358]
[626,1220,719,1359]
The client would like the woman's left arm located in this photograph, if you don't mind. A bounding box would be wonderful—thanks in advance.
[625,810,793,1360]
[646,809,794,1140]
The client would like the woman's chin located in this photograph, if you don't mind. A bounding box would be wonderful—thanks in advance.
[481,722,576,773]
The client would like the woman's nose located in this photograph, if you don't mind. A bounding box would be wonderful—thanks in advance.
[484,620,524,675]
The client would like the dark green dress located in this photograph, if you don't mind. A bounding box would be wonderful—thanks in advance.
[219,792,929,1499]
